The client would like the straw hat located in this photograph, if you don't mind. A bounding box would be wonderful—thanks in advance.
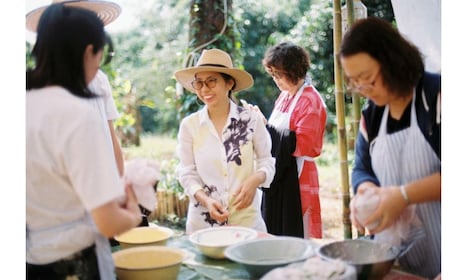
[175,49,254,93]
[26,0,121,32]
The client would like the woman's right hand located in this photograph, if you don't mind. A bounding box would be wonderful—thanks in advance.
[123,183,144,222]
[91,182,142,238]
[350,182,379,234]
[206,197,229,224]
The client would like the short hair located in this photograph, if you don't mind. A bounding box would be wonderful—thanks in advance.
[27,3,107,98]
[339,17,424,97]
[262,42,310,84]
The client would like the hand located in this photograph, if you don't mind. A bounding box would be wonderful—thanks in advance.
[362,185,408,234]
[351,183,378,234]
[124,183,144,225]
[206,197,229,224]
[349,196,366,235]
[240,99,267,124]
[231,173,263,210]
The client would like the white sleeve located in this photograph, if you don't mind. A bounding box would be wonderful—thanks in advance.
[175,116,204,201]
[63,112,124,211]
[88,70,120,120]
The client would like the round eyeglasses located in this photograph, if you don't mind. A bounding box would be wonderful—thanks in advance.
[191,78,218,90]
[346,70,380,94]
[265,67,286,79]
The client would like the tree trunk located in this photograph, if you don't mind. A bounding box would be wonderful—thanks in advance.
[187,0,235,62]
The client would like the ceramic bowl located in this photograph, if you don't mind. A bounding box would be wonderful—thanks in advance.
[114,226,174,249]
[318,239,398,280]
[188,226,258,259]
[112,246,185,280]
[224,236,315,278]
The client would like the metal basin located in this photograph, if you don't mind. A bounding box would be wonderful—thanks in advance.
[318,239,398,280]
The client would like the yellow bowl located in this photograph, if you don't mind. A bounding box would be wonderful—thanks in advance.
[114,226,174,249]
[112,246,184,280]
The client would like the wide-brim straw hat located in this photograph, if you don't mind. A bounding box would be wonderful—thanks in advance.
[26,0,121,32]
[175,49,254,93]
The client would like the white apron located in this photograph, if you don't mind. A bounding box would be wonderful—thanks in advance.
[269,83,309,177]
[269,83,315,237]
[369,91,441,278]
[27,214,115,279]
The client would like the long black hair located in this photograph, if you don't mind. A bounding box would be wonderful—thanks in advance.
[339,17,424,97]
[26,3,107,98]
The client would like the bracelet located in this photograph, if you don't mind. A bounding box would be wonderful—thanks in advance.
[400,185,410,204]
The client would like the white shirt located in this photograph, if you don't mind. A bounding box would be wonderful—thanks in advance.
[88,69,119,121]
[26,86,124,264]
[176,101,275,233]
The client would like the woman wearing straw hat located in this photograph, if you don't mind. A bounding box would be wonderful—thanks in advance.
[174,49,275,233]
[27,0,125,177]
[26,4,141,279]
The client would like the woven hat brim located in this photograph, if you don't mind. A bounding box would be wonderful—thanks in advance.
[26,1,121,32]
[174,66,254,93]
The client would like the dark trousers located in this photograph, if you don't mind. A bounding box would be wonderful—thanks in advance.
[27,244,100,280]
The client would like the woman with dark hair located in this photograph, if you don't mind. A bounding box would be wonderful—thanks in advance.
[255,42,327,239]
[174,49,275,234]
[26,4,141,279]
[340,17,441,279]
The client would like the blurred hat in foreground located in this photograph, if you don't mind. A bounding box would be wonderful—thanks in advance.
[26,0,121,32]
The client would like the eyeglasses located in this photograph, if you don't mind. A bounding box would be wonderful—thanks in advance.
[346,70,380,93]
[191,77,218,90]
[266,68,286,79]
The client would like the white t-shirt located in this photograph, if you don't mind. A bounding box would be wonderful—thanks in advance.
[26,86,125,264]
[88,69,119,121]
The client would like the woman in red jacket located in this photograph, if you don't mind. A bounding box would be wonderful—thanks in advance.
[255,42,327,238]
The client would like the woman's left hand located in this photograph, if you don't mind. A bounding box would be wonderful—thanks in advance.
[365,185,408,234]
[231,172,264,210]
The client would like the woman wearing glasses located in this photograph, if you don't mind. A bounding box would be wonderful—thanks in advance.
[174,49,275,234]
[256,42,327,239]
[340,18,441,279]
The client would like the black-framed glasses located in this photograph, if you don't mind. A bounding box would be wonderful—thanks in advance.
[346,70,380,93]
[191,78,218,90]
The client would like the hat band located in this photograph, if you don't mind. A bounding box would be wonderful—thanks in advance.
[198,63,228,68]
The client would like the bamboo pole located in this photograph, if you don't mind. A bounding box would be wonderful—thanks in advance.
[333,0,353,239]
[346,1,362,151]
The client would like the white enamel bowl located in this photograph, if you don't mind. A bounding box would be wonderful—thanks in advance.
[189,226,258,259]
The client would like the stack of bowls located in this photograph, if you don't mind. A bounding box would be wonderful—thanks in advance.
[112,246,185,280]
[112,225,182,280]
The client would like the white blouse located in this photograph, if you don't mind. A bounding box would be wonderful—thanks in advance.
[176,100,275,233]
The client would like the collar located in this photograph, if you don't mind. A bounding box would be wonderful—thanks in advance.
[198,100,241,125]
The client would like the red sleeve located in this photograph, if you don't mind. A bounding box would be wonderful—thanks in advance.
[290,87,327,158]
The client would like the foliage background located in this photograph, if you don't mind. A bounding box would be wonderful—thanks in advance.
[26,0,394,143]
